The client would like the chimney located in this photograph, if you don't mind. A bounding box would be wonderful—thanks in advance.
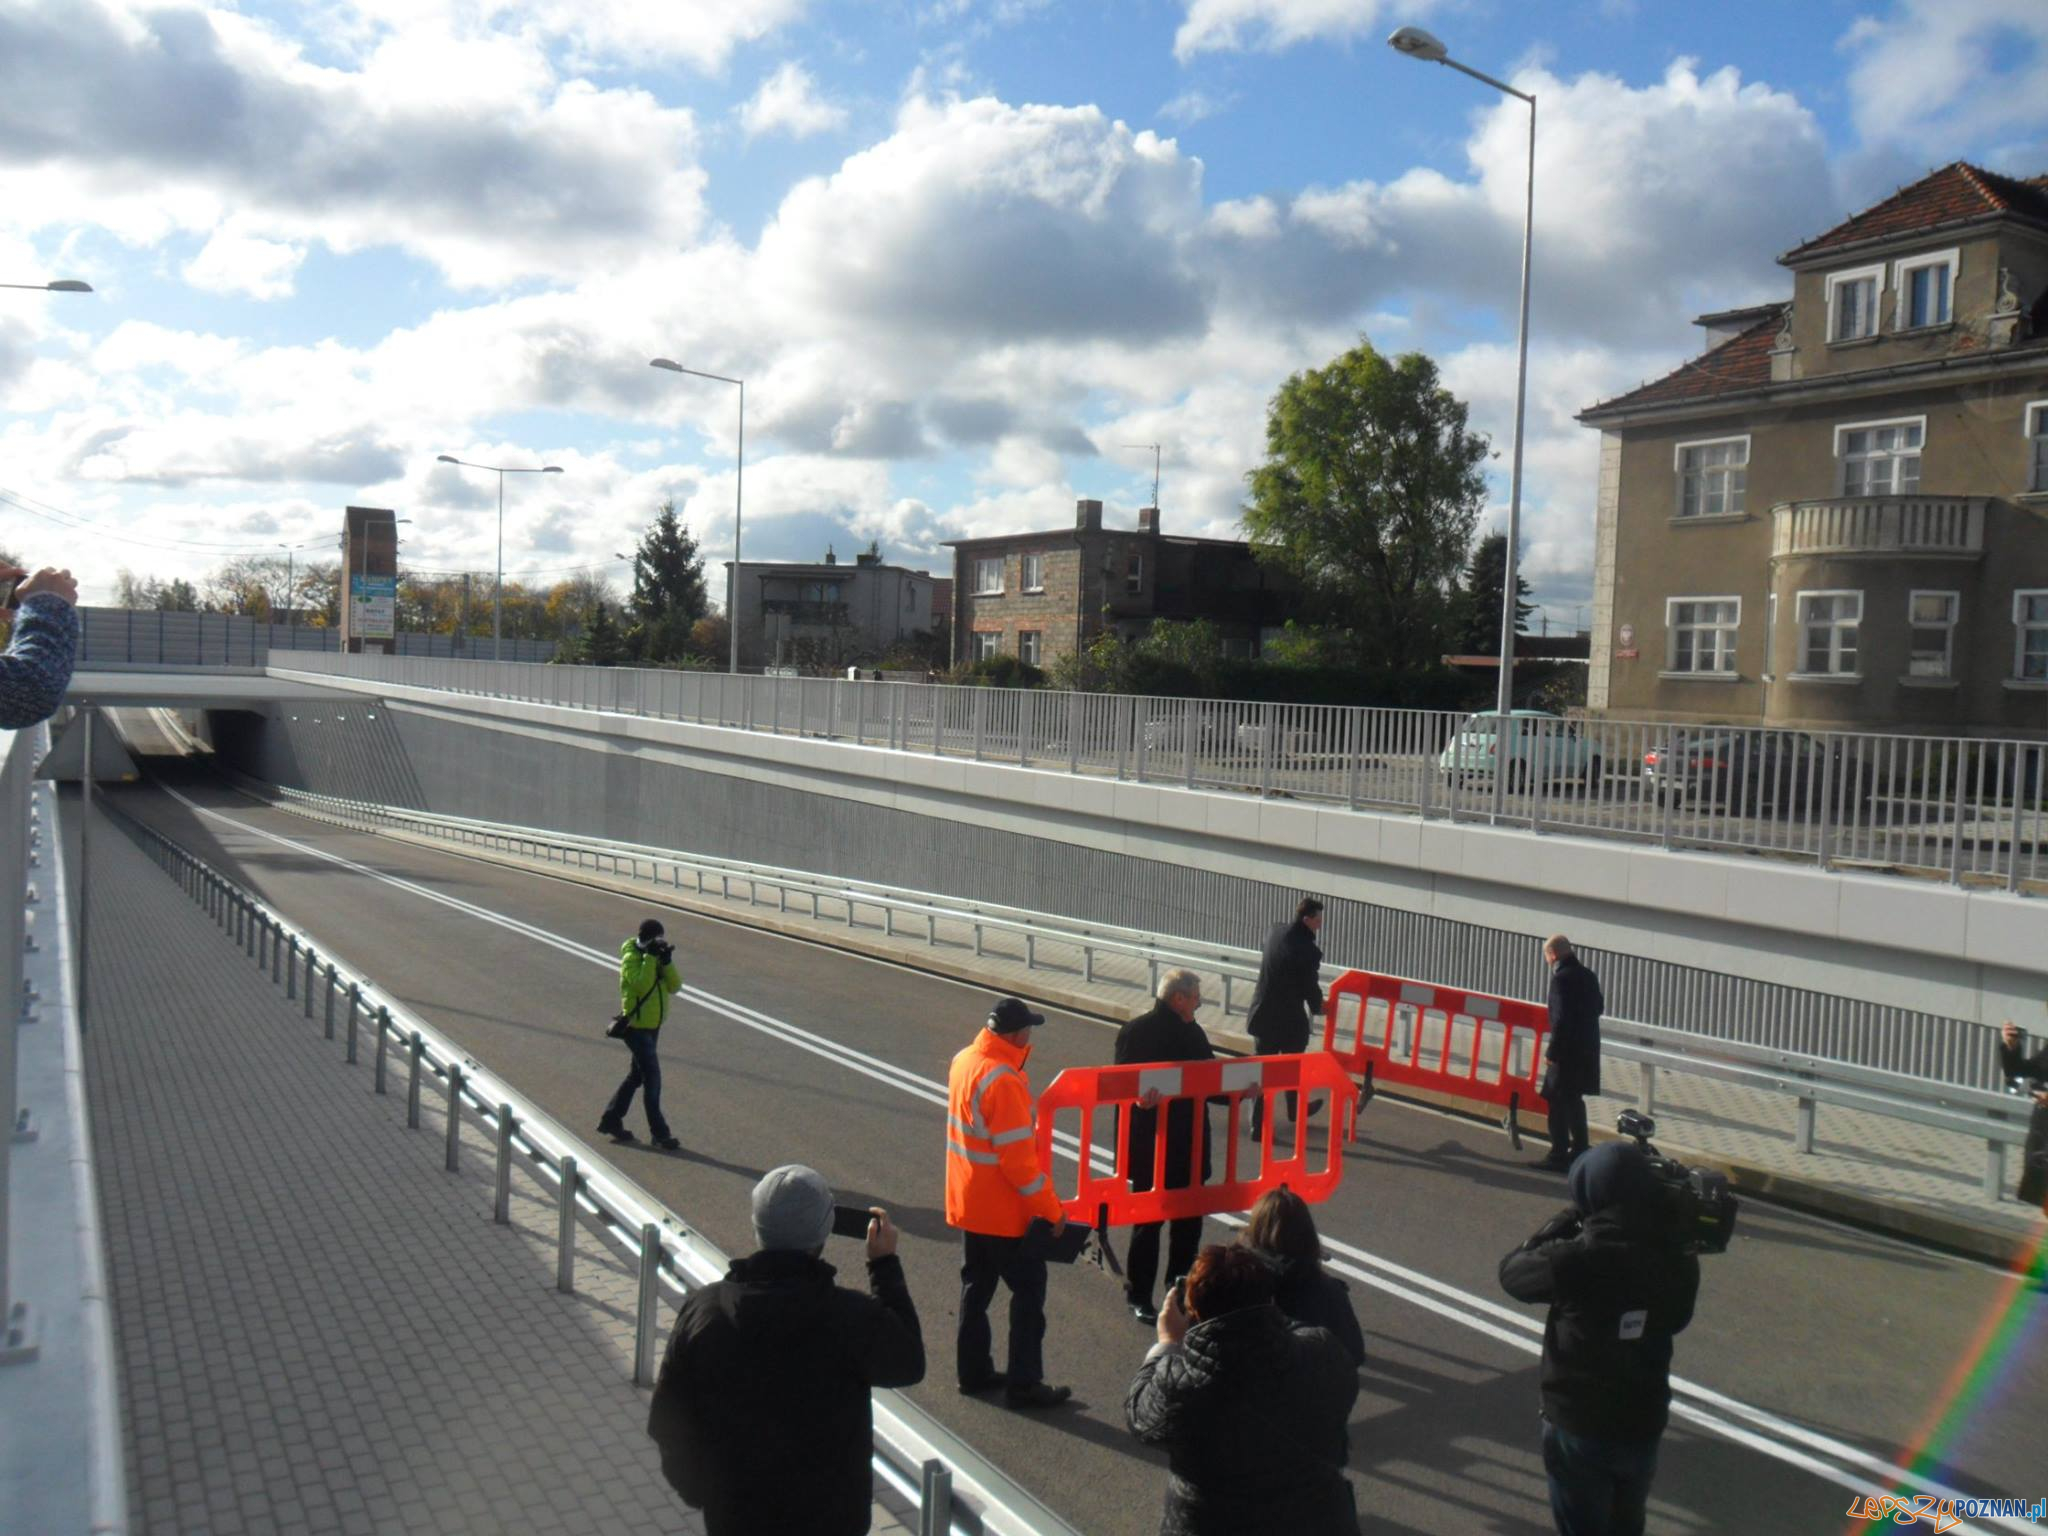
[1076,498,1103,532]
[1137,506,1160,535]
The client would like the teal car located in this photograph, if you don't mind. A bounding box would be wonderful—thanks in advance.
[1438,709,1603,790]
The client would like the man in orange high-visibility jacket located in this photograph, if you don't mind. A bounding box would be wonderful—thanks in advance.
[946,996,1072,1411]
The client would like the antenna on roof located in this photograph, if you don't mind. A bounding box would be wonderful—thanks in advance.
[1119,442,1162,508]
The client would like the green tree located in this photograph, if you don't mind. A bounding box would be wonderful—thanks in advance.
[1452,531,1534,656]
[580,600,626,666]
[626,500,709,662]
[1243,340,1489,671]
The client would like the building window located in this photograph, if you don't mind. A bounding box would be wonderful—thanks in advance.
[1837,419,1923,496]
[2027,403,2048,493]
[1674,438,1748,518]
[1020,554,1044,593]
[1125,552,1143,594]
[2017,591,2048,682]
[1798,590,1862,676]
[971,630,1001,661]
[1826,264,1883,341]
[1906,590,1958,678]
[1665,597,1740,674]
[1017,630,1042,666]
[971,557,1004,596]
[1893,249,1957,330]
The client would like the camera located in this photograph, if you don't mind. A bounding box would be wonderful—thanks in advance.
[643,937,674,962]
[1615,1111,1739,1256]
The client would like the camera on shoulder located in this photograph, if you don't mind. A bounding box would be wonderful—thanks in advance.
[1615,1111,1738,1256]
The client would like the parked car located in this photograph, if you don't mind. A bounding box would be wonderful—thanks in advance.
[1438,709,1602,790]
[1641,730,1861,814]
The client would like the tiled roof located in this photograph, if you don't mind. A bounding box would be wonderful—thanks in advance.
[1578,304,1787,419]
[1782,162,2048,262]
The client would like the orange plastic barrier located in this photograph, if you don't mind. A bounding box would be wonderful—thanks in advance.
[1322,969,1551,1141]
[1034,1053,1355,1227]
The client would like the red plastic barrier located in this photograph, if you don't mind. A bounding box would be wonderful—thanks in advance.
[1322,969,1550,1130]
[1035,1053,1355,1227]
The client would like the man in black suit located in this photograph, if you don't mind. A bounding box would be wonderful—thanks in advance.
[1537,934,1604,1171]
[1998,1020,2048,1210]
[1246,897,1326,1135]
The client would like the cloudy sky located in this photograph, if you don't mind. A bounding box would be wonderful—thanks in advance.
[3,0,2046,625]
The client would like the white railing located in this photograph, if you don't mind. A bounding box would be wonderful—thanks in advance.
[269,650,2048,890]
[108,794,1080,1536]
[249,782,2039,1198]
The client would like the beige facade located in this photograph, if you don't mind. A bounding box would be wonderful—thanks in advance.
[1579,164,2048,740]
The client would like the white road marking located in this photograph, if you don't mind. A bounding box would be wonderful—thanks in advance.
[157,785,2035,1534]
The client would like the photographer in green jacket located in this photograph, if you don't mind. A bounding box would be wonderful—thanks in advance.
[599,918,684,1150]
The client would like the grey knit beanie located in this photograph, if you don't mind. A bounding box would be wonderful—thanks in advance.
[751,1164,834,1252]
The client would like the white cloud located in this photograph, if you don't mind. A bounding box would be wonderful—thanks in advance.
[740,62,849,141]
[1173,0,1417,61]
[182,223,307,301]
[1158,88,1233,126]
[1840,0,2048,163]
[325,0,809,73]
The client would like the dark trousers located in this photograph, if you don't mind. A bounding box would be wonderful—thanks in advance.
[1547,1088,1590,1162]
[2021,1099,2048,1208]
[603,1028,671,1142]
[1125,1216,1203,1309]
[1542,1421,1660,1536]
[957,1231,1047,1388]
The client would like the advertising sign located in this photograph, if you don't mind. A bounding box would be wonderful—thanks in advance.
[350,574,397,640]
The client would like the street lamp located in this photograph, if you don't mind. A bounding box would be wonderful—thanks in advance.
[435,455,563,658]
[276,543,296,630]
[0,279,92,293]
[650,358,744,674]
[1390,24,1536,815]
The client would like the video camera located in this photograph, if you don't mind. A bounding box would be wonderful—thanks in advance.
[1615,1110,1739,1256]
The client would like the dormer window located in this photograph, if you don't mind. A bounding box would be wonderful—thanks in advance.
[1826,264,1883,342]
[1893,249,1957,330]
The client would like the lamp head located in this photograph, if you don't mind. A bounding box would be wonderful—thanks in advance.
[46,279,93,293]
[650,358,683,372]
[436,454,459,465]
[1388,25,1448,61]
[542,465,564,473]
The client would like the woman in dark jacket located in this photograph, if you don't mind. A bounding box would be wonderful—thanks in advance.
[1240,1186,1366,1368]
[1125,1244,1359,1536]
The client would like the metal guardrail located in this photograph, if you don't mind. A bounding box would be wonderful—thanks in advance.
[104,793,1081,1536]
[241,780,2037,1197]
[268,650,2048,890]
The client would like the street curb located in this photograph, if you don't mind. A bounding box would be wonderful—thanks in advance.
[261,799,2048,1272]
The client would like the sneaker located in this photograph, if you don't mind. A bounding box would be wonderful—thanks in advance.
[1004,1381,1073,1411]
[653,1136,682,1152]
[598,1118,636,1143]
[957,1371,1008,1396]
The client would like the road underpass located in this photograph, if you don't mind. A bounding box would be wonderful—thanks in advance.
[93,752,2048,1536]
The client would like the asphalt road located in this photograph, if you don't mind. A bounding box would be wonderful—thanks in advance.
[100,762,2048,1536]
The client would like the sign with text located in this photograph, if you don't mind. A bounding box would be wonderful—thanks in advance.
[350,574,396,640]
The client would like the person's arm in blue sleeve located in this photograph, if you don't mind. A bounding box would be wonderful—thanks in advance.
[0,587,80,730]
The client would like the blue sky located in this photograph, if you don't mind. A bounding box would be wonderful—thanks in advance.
[2,0,2046,626]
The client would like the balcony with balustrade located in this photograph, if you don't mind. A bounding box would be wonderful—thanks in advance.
[1768,495,1987,562]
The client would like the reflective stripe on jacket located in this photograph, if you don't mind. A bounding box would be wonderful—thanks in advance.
[944,1027,1064,1237]
[619,939,683,1030]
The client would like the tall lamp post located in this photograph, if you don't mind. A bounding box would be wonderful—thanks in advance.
[1390,26,1535,815]
[434,455,563,658]
[276,543,296,631]
[649,358,744,674]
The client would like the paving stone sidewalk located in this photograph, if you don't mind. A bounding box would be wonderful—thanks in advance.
[73,797,915,1536]
[361,817,2047,1250]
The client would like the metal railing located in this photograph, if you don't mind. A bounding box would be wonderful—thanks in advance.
[77,607,558,667]
[268,651,2048,889]
[243,780,2038,1198]
[105,793,1079,1536]
[0,724,34,1358]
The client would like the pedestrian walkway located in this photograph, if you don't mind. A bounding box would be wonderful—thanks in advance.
[73,796,915,1536]
[343,812,2046,1258]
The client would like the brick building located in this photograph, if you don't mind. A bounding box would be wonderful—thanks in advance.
[945,499,1299,668]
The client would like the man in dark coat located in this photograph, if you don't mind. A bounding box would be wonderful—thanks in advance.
[647,1165,925,1536]
[1245,897,1326,1133]
[1998,1020,2048,1209]
[1116,969,1225,1325]
[1499,1141,1700,1536]
[1126,1244,1359,1536]
[1538,934,1604,1172]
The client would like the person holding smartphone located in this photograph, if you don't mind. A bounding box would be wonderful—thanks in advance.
[0,562,81,730]
[1998,1020,2048,1210]
[647,1165,924,1535]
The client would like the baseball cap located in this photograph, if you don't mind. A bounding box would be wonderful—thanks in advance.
[988,996,1045,1032]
